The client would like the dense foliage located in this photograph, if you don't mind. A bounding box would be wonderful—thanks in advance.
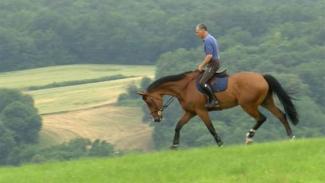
[1,0,324,72]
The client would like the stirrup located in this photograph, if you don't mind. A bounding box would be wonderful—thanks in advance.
[205,100,220,108]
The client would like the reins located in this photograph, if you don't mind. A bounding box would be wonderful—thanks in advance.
[160,96,175,112]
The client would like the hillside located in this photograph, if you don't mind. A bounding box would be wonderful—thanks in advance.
[0,64,155,150]
[27,76,145,114]
[0,138,324,183]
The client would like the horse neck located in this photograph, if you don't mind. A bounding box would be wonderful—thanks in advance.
[149,71,199,99]
[150,81,184,98]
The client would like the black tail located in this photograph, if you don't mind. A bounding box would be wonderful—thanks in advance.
[263,74,299,125]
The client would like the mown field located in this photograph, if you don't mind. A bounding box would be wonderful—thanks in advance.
[0,64,155,150]
[28,77,144,114]
[39,105,153,150]
[0,138,324,183]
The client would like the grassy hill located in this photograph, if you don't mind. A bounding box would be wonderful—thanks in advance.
[0,138,324,183]
[0,64,155,150]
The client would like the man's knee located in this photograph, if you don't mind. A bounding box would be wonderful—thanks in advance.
[199,80,206,87]
[200,76,209,85]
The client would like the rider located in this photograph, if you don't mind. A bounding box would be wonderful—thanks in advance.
[195,23,221,108]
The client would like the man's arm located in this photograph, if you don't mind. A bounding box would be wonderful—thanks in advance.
[202,54,213,66]
[198,39,215,71]
[198,54,212,71]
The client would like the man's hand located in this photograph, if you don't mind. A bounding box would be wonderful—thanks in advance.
[197,64,205,71]
[197,54,213,71]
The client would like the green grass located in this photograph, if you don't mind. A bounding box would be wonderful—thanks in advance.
[0,138,324,183]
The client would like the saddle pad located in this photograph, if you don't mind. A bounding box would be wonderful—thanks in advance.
[196,75,229,93]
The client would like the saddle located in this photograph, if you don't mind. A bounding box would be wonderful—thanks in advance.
[213,67,228,78]
[196,67,229,93]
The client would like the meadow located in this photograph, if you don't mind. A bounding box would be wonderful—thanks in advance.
[0,138,324,183]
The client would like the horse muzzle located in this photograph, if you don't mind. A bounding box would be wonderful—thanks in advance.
[153,110,163,122]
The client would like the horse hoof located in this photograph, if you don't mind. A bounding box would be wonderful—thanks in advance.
[245,138,253,145]
[217,141,224,147]
[170,144,179,150]
[290,136,296,141]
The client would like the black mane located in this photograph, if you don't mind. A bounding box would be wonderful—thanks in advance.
[147,71,193,91]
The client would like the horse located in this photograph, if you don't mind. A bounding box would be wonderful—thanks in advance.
[137,70,299,148]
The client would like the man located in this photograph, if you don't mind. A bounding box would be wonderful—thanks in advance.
[195,23,221,108]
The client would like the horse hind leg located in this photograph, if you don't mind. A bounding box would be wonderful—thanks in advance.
[262,96,294,139]
[241,104,267,144]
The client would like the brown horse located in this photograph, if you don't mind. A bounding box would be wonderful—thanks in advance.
[137,70,298,148]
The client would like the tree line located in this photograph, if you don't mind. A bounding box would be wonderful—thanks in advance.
[0,0,323,72]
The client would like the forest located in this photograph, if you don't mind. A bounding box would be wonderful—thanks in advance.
[0,0,323,72]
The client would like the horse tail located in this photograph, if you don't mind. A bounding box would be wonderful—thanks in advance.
[263,74,299,125]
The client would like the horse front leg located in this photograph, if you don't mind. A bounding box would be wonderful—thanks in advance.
[171,111,195,149]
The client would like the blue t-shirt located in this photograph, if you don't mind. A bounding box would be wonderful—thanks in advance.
[203,34,220,61]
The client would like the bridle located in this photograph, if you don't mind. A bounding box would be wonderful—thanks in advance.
[147,95,175,115]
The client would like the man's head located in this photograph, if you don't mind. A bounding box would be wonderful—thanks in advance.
[195,23,208,39]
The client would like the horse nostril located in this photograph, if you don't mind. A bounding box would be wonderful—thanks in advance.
[154,118,160,122]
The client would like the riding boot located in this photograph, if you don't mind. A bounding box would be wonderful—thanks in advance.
[204,84,220,108]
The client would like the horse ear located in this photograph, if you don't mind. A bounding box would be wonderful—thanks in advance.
[137,91,147,96]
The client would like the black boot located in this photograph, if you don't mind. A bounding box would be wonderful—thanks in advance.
[204,84,219,108]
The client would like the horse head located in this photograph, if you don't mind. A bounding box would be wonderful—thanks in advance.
[137,91,163,122]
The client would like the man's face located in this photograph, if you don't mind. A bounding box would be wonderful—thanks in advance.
[195,27,206,39]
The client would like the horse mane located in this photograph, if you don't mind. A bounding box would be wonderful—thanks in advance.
[147,71,194,91]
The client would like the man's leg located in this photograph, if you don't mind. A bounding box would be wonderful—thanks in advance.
[199,62,219,108]
[199,72,212,102]
[204,81,219,108]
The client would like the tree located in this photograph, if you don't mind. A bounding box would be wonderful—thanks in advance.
[1,101,41,144]
[0,89,42,165]
[0,124,16,164]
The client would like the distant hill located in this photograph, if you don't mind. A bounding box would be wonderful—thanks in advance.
[0,138,324,183]
[0,64,155,150]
